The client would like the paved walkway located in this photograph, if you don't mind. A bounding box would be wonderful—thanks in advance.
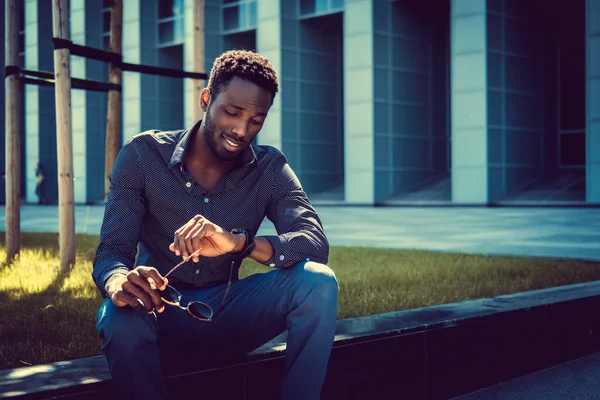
[2,204,600,260]
[453,352,600,400]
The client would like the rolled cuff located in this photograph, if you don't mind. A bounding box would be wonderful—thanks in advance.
[98,267,130,298]
[262,235,295,268]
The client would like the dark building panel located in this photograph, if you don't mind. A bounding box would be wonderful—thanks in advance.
[280,7,344,197]
[375,0,450,203]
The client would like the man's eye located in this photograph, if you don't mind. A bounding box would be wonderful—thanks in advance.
[251,119,263,125]
[224,110,238,116]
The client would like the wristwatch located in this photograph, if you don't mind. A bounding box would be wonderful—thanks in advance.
[231,228,256,260]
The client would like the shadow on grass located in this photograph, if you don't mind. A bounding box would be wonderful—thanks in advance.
[0,287,109,397]
[0,235,109,394]
[0,286,104,369]
[0,232,101,265]
[0,259,104,371]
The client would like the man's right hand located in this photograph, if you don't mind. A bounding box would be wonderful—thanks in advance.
[105,267,169,313]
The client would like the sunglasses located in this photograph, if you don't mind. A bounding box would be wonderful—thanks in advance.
[157,249,234,322]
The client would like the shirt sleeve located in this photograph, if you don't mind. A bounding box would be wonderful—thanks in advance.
[261,156,329,268]
[92,139,146,298]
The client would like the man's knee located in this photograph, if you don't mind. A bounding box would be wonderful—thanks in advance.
[291,261,339,304]
[97,299,158,352]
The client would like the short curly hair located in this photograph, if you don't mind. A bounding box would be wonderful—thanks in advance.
[207,50,279,103]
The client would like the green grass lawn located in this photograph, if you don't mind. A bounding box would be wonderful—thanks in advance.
[1,231,600,370]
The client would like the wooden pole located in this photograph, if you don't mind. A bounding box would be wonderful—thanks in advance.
[192,0,205,122]
[5,0,22,263]
[104,0,122,202]
[52,0,76,272]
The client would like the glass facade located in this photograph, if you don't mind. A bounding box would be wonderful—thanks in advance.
[18,0,25,67]
[281,11,345,197]
[102,0,111,50]
[299,0,344,16]
[1,0,598,205]
[557,1,586,168]
[373,0,450,202]
[158,0,185,46]
[222,0,257,33]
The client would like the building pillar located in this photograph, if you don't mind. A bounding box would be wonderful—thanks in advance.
[185,0,221,128]
[587,0,600,203]
[122,0,142,143]
[344,0,374,204]
[256,0,283,150]
[24,0,38,203]
[71,0,87,203]
[450,0,488,204]
[183,0,204,128]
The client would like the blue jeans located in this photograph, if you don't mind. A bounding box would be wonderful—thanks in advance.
[96,261,339,400]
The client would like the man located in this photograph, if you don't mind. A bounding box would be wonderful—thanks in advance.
[93,50,339,400]
[35,162,46,204]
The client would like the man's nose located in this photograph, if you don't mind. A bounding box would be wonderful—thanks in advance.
[232,121,249,139]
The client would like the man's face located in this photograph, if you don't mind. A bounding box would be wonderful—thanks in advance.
[201,77,272,161]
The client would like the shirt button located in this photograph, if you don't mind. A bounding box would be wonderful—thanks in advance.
[306,258,310,262]
[279,255,285,261]
[195,269,200,275]
[204,198,209,203]
[269,263,275,267]
[185,182,191,188]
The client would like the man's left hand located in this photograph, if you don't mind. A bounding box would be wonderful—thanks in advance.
[169,215,245,262]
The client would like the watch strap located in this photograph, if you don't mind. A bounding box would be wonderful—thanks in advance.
[231,228,255,260]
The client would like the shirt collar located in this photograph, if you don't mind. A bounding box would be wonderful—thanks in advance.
[168,120,259,169]
[242,142,259,167]
[168,121,197,168]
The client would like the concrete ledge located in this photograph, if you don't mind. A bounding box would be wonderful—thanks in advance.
[2,281,600,399]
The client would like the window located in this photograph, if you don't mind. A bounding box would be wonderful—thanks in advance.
[559,132,585,167]
[18,0,24,67]
[557,0,585,168]
[102,0,111,50]
[158,0,184,46]
[299,0,343,16]
[222,0,257,33]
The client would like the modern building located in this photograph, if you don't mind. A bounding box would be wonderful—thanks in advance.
[1,0,599,206]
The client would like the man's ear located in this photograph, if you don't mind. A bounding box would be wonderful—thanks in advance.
[200,88,211,113]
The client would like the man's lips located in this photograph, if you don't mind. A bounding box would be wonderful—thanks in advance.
[223,134,244,147]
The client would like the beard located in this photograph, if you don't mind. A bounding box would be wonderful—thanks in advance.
[202,107,240,161]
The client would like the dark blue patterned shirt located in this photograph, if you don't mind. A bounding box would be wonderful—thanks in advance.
[92,122,329,298]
